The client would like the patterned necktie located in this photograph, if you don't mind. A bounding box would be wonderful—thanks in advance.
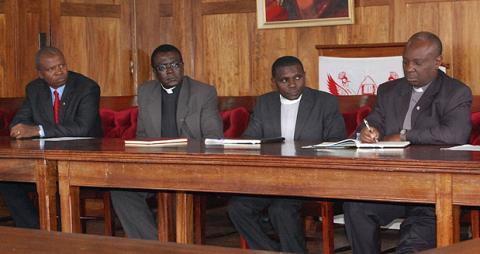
[53,90,60,124]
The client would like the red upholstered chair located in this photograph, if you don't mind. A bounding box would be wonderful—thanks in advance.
[468,112,480,238]
[342,105,372,137]
[221,107,250,138]
[100,107,138,140]
[469,112,480,146]
[0,108,18,136]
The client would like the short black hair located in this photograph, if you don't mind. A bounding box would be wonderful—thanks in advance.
[407,31,443,56]
[35,47,65,70]
[271,56,304,77]
[150,44,183,68]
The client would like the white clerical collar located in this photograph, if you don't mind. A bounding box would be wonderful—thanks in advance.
[280,94,302,105]
[413,81,432,93]
[161,84,176,94]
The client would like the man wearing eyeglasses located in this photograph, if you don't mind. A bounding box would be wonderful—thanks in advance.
[0,46,102,229]
[110,44,223,240]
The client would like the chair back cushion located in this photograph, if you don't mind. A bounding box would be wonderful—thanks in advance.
[470,111,480,145]
[221,107,250,138]
[342,105,372,137]
[0,108,18,136]
[100,107,138,140]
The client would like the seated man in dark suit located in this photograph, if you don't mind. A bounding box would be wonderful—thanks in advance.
[110,44,223,240]
[228,56,346,253]
[343,31,472,254]
[0,46,102,228]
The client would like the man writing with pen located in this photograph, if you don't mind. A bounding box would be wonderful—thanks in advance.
[343,31,472,253]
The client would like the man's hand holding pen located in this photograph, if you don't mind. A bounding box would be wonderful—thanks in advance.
[360,119,380,143]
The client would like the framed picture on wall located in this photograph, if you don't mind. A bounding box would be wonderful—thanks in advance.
[257,0,354,29]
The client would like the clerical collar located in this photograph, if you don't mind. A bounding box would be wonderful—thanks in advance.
[161,84,177,94]
[280,94,302,105]
[413,81,432,93]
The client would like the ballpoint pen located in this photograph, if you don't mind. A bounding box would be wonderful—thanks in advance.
[363,119,379,142]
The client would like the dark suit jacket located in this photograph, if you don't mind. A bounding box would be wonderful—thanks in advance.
[136,76,223,139]
[243,87,346,142]
[365,70,472,144]
[11,71,102,138]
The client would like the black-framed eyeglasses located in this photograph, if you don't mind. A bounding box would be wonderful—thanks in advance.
[154,62,183,72]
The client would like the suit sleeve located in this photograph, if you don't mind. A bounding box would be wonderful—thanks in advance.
[242,97,264,139]
[200,88,224,138]
[407,86,472,144]
[322,96,347,142]
[135,86,147,138]
[359,86,388,137]
[43,84,101,137]
[10,85,35,128]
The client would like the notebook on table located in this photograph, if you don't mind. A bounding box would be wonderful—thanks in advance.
[302,139,410,149]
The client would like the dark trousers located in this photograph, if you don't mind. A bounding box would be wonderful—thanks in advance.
[343,201,436,254]
[110,190,158,240]
[0,182,40,228]
[228,196,306,253]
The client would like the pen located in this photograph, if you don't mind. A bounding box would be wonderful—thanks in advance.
[363,119,379,142]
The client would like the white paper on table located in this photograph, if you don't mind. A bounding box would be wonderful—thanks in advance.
[441,144,480,151]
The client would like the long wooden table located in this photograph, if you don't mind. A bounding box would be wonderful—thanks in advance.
[0,139,57,231]
[36,138,480,248]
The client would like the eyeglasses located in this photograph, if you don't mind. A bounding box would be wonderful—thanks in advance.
[154,62,183,72]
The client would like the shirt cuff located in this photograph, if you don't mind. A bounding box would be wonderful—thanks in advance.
[38,125,45,137]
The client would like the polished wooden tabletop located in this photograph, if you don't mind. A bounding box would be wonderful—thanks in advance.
[17,137,477,170]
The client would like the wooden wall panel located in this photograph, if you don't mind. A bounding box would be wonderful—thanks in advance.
[17,0,43,90]
[134,0,173,86]
[0,0,46,97]
[183,0,480,96]
[52,0,133,96]
[193,0,395,95]
[0,14,9,97]
[452,0,480,95]
[202,13,252,95]
[250,28,298,95]
[298,4,392,90]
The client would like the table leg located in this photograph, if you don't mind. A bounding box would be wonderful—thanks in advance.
[157,192,174,242]
[453,205,461,243]
[176,191,193,244]
[36,159,57,231]
[58,161,81,233]
[435,173,454,247]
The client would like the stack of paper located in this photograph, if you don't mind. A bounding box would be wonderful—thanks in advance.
[125,138,188,147]
[205,137,284,149]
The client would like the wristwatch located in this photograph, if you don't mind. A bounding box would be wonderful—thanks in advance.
[400,129,408,141]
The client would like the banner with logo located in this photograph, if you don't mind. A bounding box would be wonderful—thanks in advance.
[319,56,403,95]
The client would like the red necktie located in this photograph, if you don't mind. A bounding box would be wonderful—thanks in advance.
[53,90,60,124]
